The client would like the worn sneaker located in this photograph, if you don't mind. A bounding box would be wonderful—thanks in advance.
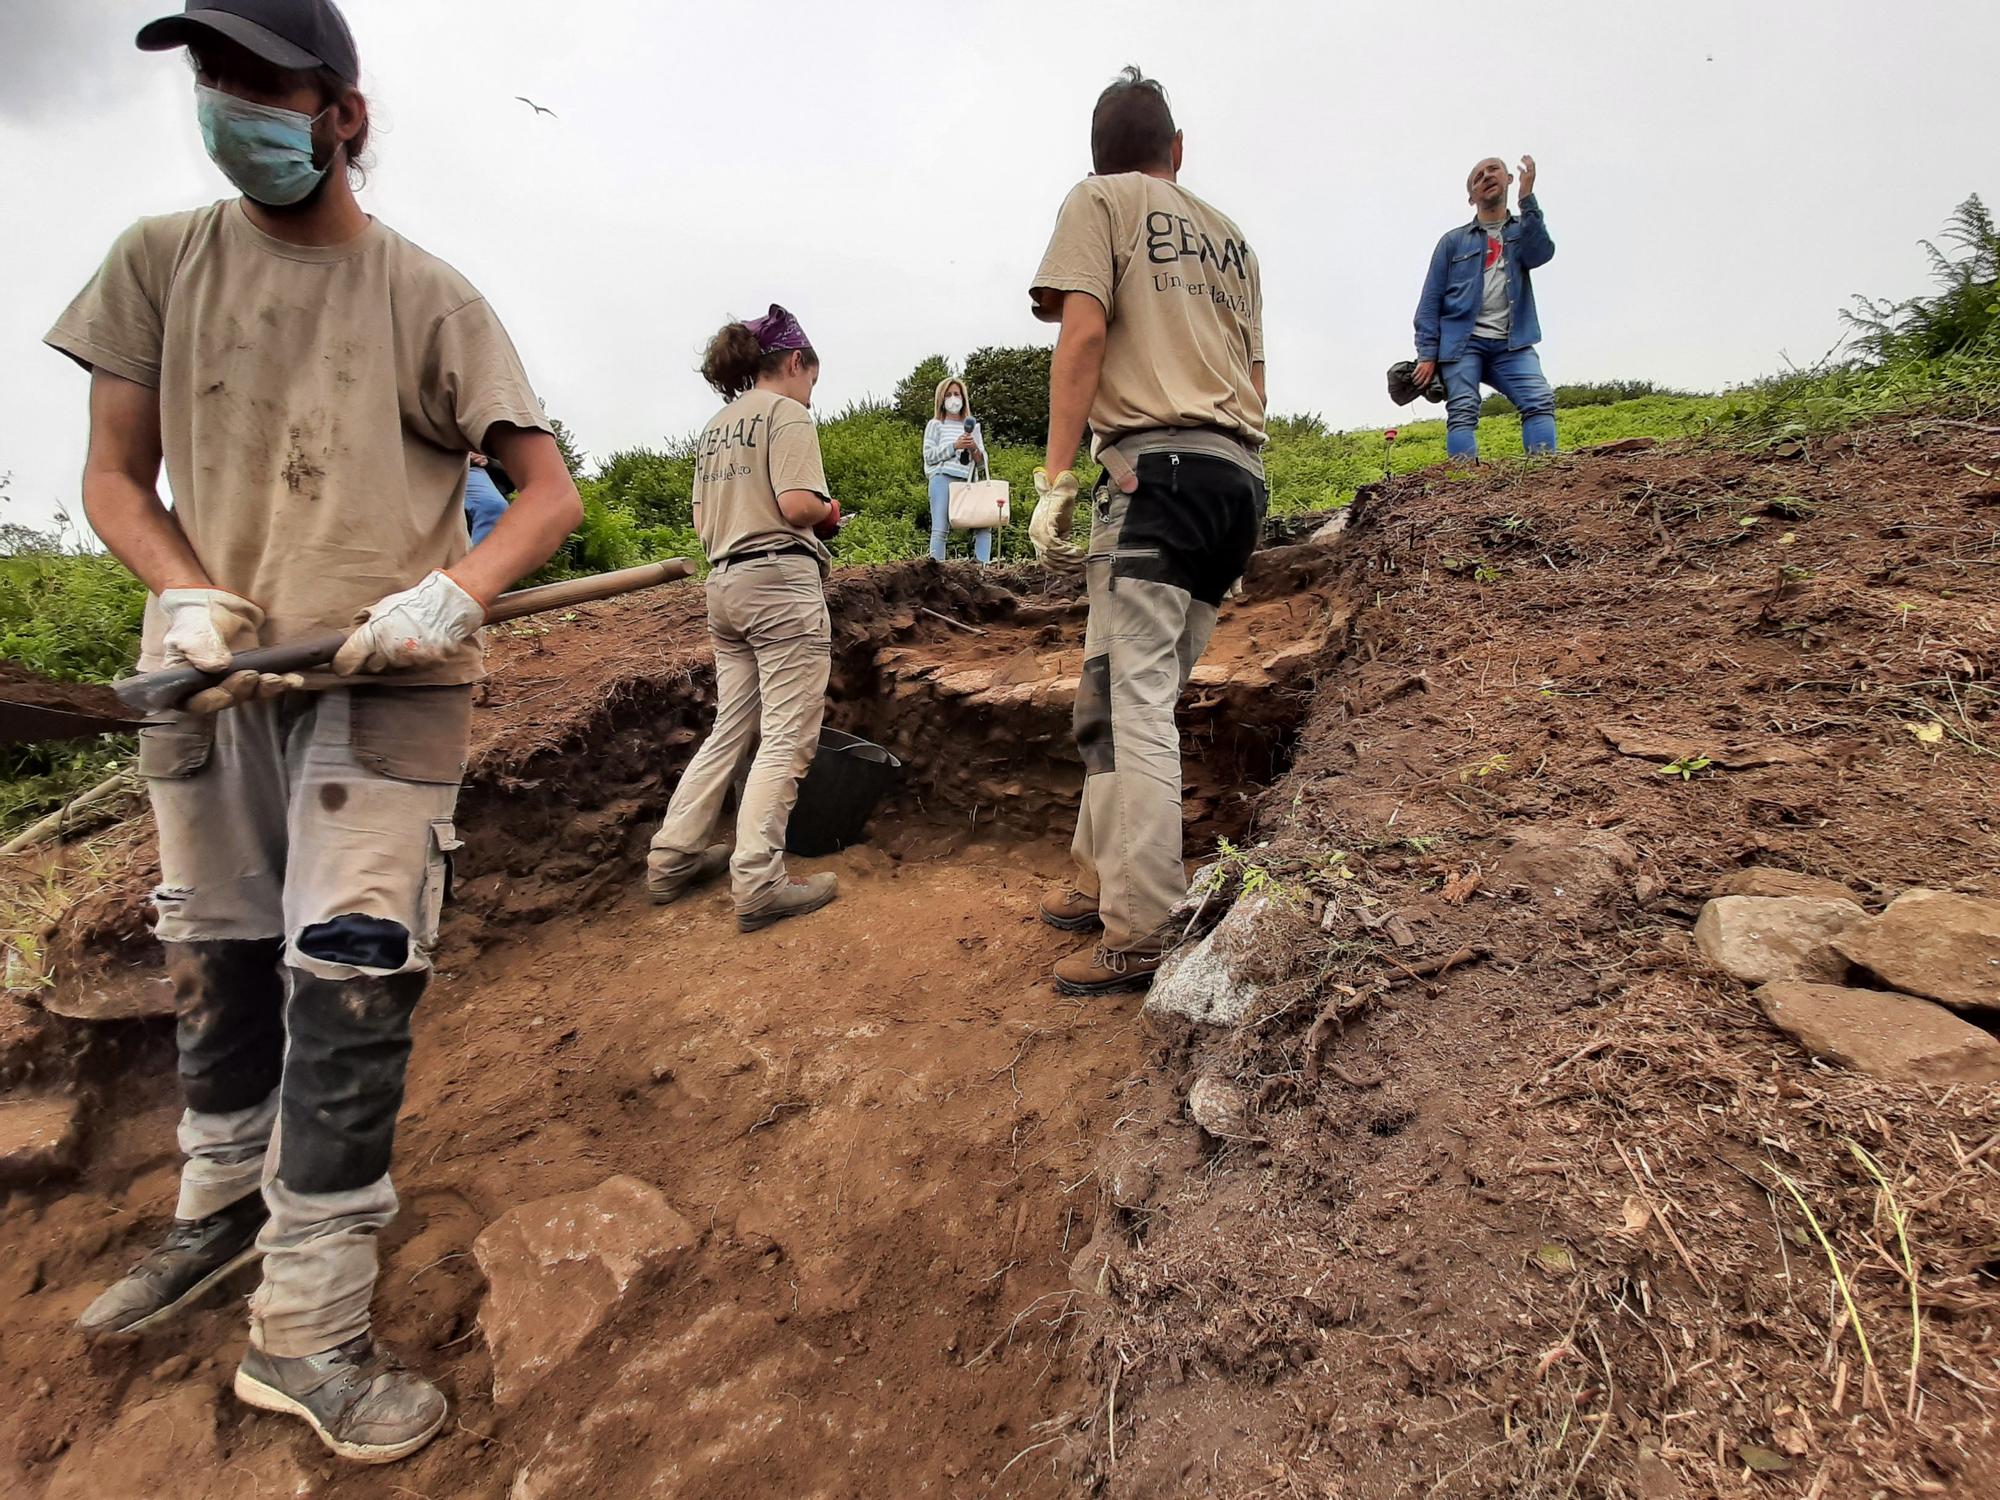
[234,1334,447,1464]
[1038,885,1102,932]
[647,842,732,905]
[1053,944,1165,997]
[77,1191,267,1339]
[737,872,839,932]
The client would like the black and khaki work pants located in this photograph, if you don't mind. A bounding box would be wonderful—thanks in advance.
[1071,450,1266,951]
[141,686,469,1357]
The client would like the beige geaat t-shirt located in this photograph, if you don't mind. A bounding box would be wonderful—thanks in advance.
[45,199,550,684]
[691,389,832,567]
[1030,173,1266,451]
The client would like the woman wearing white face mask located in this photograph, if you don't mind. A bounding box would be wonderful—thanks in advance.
[922,377,992,563]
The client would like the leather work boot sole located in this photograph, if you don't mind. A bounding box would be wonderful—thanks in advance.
[77,1191,268,1340]
[647,843,732,905]
[1053,944,1165,997]
[1038,886,1102,933]
[234,1334,447,1464]
[738,872,840,932]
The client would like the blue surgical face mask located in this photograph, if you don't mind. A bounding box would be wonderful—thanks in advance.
[195,83,334,207]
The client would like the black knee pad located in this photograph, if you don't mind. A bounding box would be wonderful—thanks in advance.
[277,968,427,1194]
[165,938,286,1115]
[295,912,413,972]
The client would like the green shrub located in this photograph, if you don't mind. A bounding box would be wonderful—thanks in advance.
[892,355,953,426]
[962,344,1056,448]
[1482,379,1693,416]
[1844,194,1998,361]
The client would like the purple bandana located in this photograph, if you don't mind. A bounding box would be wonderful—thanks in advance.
[743,303,811,354]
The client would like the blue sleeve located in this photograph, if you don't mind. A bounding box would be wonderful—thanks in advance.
[1515,194,1554,269]
[1413,234,1451,360]
[463,465,509,545]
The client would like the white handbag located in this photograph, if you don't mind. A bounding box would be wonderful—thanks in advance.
[947,455,1010,532]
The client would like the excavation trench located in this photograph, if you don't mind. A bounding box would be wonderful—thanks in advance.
[4,538,1355,1499]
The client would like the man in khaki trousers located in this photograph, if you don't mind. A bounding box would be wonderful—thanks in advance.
[1027,67,1270,996]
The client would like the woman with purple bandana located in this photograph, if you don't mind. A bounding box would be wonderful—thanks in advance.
[644,305,846,930]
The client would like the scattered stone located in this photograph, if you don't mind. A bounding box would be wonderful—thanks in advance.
[1186,1075,1252,1140]
[42,1387,311,1500]
[1144,892,1275,1028]
[149,1353,197,1384]
[0,1094,83,1186]
[1831,888,2000,1018]
[1712,867,1858,904]
[473,1174,696,1406]
[1309,511,1351,545]
[1584,436,1659,455]
[1755,982,2000,1085]
[1493,826,1639,929]
[1693,896,1865,985]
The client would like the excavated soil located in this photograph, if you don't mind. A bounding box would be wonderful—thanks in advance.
[0,546,1345,1498]
[5,423,1999,1498]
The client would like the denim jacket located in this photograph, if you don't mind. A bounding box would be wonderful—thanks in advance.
[1413,194,1553,362]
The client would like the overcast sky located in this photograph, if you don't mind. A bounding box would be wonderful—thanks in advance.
[2,0,1995,536]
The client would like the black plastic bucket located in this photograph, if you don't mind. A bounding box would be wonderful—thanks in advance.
[786,729,902,856]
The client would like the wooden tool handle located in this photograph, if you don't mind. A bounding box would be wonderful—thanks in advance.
[114,559,692,713]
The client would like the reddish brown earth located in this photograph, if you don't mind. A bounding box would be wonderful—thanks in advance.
[3,422,1999,1498]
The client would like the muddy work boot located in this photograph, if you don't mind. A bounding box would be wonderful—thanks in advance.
[234,1334,447,1464]
[738,872,839,932]
[1038,885,1102,933]
[1053,944,1165,997]
[647,842,732,905]
[77,1191,268,1339]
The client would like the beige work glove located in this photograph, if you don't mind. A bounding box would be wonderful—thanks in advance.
[1029,468,1085,575]
[158,587,302,714]
[333,570,486,677]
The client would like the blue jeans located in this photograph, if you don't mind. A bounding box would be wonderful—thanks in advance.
[1443,338,1557,459]
[928,471,993,562]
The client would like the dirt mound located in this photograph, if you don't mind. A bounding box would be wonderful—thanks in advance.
[1070,425,2000,1496]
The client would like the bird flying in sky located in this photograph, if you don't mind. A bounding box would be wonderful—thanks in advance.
[515,97,557,118]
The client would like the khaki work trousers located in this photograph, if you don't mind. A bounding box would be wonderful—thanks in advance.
[142,686,468,1357]
[1070,452,1266,950]
[649,552,831,911]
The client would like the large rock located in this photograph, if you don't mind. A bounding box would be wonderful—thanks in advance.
[1755,982,2000,1086]
[1143,892,1274,1027]
[0,1094,82,1186]
[1694,896,1865,985]
[1831,889,2000,1018]
[473,1174,696,1406]
[45,1387,315,1500]
[1712,868,1858,904]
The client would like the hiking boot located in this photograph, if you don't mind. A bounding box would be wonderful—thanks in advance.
[738,872,839,932]
[1038,885,1102,932]
[1053,944,1165,997]
[647,842,732,905]
[77,1191,267,1340]
[234,1334,447,1465]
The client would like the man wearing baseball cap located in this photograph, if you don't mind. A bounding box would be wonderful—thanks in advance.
[46,0,581,1464]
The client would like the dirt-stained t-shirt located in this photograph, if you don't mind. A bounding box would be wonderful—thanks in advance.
[45,199,550,684]
[691,389,832,567]
[1029,173,1265,451]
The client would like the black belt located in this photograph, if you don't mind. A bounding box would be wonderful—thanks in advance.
[717,544,816,568]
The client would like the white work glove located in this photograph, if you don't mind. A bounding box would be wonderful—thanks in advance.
[158,587,303,715]
[1029,468,1085,575]
[332,570,486,677]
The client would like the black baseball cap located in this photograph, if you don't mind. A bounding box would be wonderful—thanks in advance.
[136,1,360,86]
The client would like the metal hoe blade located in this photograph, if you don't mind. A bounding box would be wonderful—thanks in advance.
[0,699,155,747]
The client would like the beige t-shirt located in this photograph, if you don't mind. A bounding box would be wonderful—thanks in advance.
[691,389,832,567]
[45,199,550,684]
[1030,173,1266,452]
